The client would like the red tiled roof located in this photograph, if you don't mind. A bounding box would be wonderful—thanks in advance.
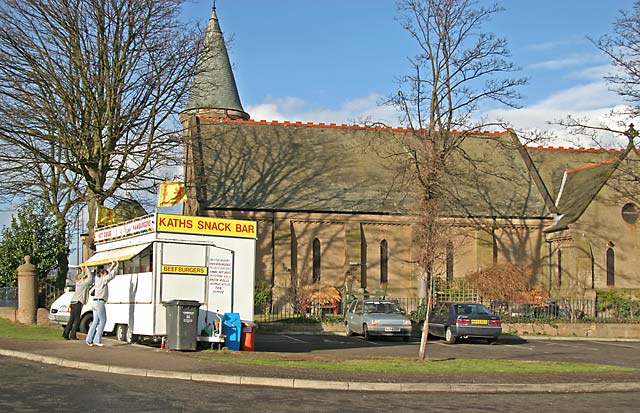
[196,116,510,136]
[566,157,617,174]
[526,145,623,154]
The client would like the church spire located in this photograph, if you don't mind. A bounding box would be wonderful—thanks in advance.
[183,3,249,120]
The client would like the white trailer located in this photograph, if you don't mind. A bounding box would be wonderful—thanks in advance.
[77,213,256,344]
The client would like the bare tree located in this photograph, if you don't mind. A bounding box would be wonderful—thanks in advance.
[594,1,640,120]
[556,2,640,203]
[0,0,202,254]
[558,2,640,148]
[391,0,526,359]
[0,139,82,288]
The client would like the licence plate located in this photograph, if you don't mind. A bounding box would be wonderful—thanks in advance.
[385,327,400,332]
[471,319,488,325]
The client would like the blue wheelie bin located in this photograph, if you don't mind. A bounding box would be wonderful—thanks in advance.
[222,312,242,351]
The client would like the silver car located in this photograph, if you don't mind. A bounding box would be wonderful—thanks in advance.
[345,299,412,341]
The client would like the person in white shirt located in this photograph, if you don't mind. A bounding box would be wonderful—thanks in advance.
[85,261,119,347]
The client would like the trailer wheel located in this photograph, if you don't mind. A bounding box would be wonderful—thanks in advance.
[115,324,128,342]
[126,327,140,344]
[79,313,93,334]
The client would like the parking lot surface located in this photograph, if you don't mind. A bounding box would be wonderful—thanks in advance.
[256,334,640,368]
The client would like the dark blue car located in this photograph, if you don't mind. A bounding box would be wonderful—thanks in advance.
[428,302,502,344]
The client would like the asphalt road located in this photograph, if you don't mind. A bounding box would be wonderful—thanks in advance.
[3,355,640,412]
[255,334,640,368]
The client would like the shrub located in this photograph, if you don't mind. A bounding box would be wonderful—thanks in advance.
[596,290,640,321]
[254,282,272,314]
[409,302,429,321]
[465,263,532,301]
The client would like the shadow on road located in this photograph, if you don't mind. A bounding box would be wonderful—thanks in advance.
[110,331,530,354]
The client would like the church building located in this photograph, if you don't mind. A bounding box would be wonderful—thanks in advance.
[179,6,640,310]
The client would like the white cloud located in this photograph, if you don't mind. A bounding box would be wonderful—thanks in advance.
[531,81,621,111]
[247,80,633,149]
[567,64,612,81]
[245,102,284,122]
[527,55,597,71]
[246,93,402,126]
[487,81,631,148]
[527,37,585,51]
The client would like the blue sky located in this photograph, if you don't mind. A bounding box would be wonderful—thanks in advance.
[2,1,637,252]
[183,0,636,147]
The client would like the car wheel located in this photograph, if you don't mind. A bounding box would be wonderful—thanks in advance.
[126,327,140,344]
[363,324,370,341]
[115,324,128,342]
[345,322,354,337]
[444,327,456,344]
[79,313,93,334]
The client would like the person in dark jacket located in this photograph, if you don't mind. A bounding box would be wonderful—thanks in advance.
[62,265,93,340]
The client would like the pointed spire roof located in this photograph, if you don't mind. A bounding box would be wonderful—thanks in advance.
[184,5,249,120]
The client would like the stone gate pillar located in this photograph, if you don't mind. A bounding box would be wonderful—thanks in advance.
[17,255,38,325]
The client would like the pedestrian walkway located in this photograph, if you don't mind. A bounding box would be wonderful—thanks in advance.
[1,336,640,393]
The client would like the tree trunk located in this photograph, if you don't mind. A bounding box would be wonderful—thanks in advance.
[55,219,69,290]
[84,195,100,259]
[418,281,433,360]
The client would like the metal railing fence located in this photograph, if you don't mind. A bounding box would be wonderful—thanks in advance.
[39,281,62,309]
[254,295,640,324]
[0,286,17,307]
[0,282,61,309]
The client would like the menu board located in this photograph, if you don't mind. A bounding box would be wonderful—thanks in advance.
[207,248,233,313]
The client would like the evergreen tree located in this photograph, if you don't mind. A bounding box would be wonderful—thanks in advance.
[0,202,67,288]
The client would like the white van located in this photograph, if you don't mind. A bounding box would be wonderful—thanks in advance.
[49,290,77,327]
[49,213,256,344]
[49,285,102,337]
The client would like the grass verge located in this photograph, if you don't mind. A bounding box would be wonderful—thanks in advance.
[0,317,63,340]
[193,351,635,374]
[0,318,635,374]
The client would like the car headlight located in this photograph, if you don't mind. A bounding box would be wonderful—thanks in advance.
[403,319,412,326]
[370,319,379,327]
[58,305,68,313]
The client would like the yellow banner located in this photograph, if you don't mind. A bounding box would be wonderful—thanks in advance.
[157,214,257,238]
[97,205,116,227]
[157,181,187,207]
[161,265,207,275]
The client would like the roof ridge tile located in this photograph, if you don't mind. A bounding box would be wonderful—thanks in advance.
[525,145,624,153]
[567,157,617,174]
[196,117,511,136]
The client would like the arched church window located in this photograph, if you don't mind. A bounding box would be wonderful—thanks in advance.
[380,240,388,284]
[606,245,615,286]
[557,249,562,288]
[312,238,321,283]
